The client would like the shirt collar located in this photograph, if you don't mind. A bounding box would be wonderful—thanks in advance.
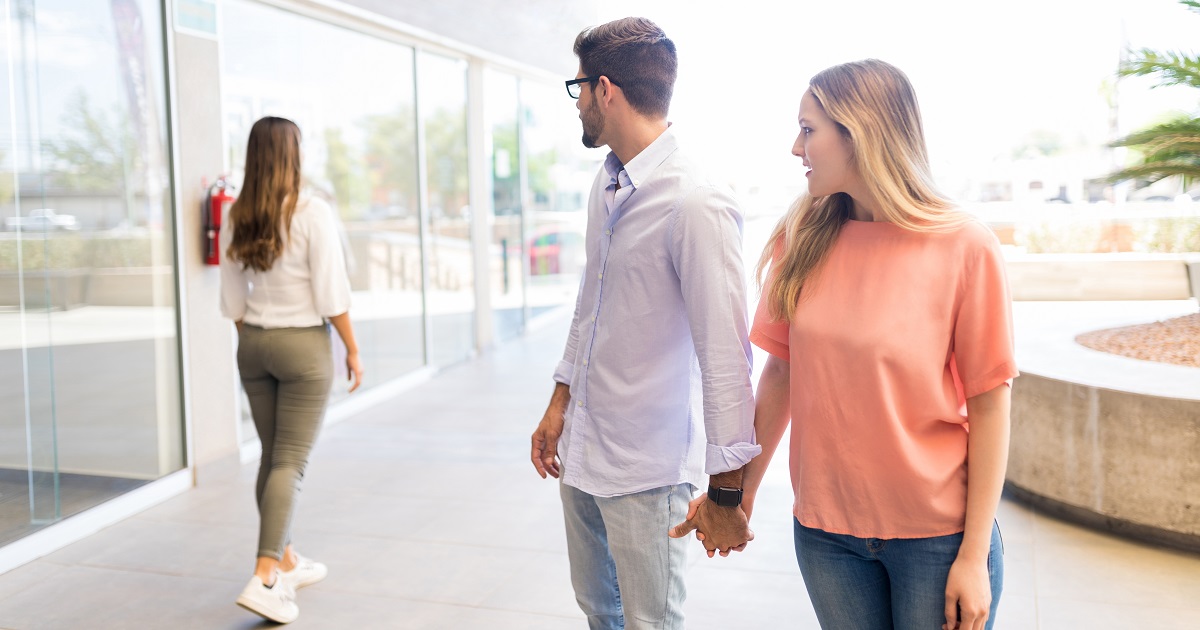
[602,125,678,191]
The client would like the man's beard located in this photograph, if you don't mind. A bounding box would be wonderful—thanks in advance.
[580,98,604,149]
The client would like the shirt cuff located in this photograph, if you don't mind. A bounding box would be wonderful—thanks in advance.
[704,442,763,476]
[552,360,574,385]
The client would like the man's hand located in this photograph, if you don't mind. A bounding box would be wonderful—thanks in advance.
[531,384,570,479]
[668,494,753,557]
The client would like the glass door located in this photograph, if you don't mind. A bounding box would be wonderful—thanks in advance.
[0,0,184,547]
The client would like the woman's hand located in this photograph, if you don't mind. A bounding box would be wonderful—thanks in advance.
[345,351,364,393]
[943,554,991,630]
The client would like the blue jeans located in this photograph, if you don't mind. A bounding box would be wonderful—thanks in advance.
[560,481,692,630]
[794,519,1004,630]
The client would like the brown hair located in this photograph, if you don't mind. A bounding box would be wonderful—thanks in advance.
[756,59,969,322]
[573,17,677,118]
[226,116,303,272]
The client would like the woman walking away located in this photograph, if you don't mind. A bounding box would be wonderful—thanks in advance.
[220,116,363,624]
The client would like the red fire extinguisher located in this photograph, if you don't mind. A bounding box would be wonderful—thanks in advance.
[202,176,236,265]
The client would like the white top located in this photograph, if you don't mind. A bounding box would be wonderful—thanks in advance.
[219,195,351,329]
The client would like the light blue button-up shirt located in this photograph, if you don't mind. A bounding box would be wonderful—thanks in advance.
[553,128,761,498]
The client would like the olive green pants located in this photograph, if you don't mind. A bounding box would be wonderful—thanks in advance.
[237,324,333,561]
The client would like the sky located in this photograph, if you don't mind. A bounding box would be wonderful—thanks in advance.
[595,0,1200,198]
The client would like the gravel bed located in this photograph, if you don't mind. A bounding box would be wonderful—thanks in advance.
[1075,313,1200,368]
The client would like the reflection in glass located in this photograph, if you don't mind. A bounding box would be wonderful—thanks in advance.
[486,71,524,342]
[0,0,182,545]
[419,52,474,367]
[520,82,597,319]
[222,0,425,416]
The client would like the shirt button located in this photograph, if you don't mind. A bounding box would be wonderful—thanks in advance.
[606,229,612,236]
[577,401,583,407]
[591,316,596,322]
[598,273,603,279]
[583,359,589,366]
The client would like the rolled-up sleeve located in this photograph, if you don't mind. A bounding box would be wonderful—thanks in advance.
[953,228,1019,398]
[307,200,352,318]
[218,220,247,321]
[670,186,761,475]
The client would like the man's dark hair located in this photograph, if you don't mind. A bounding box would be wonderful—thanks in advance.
[573,17,677,118]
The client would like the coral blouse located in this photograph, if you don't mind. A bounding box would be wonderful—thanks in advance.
[750,218,1018,538]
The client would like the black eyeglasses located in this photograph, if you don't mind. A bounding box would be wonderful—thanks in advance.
[565,75,622,99]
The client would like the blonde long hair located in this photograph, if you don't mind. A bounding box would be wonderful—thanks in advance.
[756,59,970,321]
[226,116,302,272]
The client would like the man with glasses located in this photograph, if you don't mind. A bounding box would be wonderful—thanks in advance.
[530,17,759,630]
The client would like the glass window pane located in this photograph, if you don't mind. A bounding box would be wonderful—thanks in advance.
[486,70,523,342]
[0,0,182,545]
[419,52,474,367]
[221,0,426,415]
[520,82,598,318]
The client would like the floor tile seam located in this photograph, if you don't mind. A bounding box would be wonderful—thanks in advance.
[299,493,562,507]
[0,578,46,607]
[1030,535,1200,556]
[130,489,560,514]
[1030,593,1200,613]
[278,527,573,555]
[285,585,580,620]
[689,565,801,579]
[23,560,249,586]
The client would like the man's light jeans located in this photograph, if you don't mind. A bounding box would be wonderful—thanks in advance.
[560,481,693,630]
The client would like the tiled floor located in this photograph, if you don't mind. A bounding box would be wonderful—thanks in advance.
[0,315,1198,629]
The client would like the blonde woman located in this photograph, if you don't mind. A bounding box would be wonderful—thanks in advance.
[742,60,1014,630]
[220,116,363,624]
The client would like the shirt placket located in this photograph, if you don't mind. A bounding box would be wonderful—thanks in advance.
[567,171,632,472]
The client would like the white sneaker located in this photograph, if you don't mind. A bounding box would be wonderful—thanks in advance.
[280,553,328,590]
[236,574,299,624]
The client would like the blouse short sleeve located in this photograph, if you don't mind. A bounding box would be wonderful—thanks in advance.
[306,198,352,318]
[749,236,790,361]
[218,220,247,321]
[953,227,1019,398]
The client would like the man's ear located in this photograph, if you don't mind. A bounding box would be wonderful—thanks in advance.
[596,76,617,108]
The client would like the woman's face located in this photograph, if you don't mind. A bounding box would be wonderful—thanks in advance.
[792,90,857,198]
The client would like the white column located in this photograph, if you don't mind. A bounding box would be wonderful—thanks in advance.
[467,59,494,351]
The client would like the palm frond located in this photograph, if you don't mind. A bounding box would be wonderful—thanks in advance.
[1106,160,1200,184]
[1109,117,1200,148]
[1120,49,1200,89]
[1183,0,1200,14]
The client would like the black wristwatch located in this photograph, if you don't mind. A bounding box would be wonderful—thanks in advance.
[707,486,743,508]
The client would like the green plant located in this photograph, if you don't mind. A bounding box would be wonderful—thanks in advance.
[0,234,89,271]
[1108,0,1200,189]
[1132,217,1200,253]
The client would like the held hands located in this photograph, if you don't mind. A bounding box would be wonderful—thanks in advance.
[668,494,754,558]
[943,555,992,630]
[345,351,364,393]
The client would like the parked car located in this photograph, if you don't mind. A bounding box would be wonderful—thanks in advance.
[5,208,79,231]
[528,227,585,276]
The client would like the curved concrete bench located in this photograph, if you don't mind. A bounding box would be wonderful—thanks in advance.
[1008,301,1200,552]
